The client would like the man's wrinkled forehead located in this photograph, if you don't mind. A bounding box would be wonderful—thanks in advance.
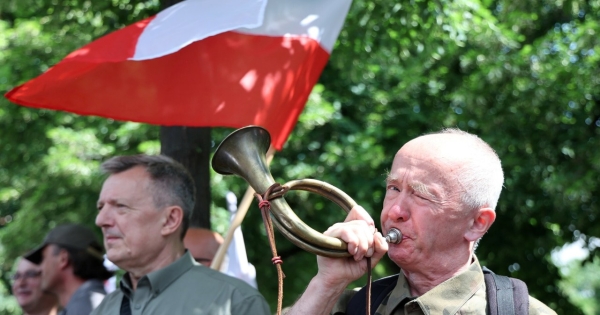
[396,134,473,165]
[389,138,468,188]
[100,167,154,195]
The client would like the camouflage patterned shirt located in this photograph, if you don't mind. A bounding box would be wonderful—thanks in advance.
[336,256,557,315]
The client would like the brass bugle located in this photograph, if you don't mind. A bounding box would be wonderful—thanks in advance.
[212,126,356,258]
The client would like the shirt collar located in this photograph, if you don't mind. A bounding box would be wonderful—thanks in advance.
[385,256,485,314]
[120,251,195,297]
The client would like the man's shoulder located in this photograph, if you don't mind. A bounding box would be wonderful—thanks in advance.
[90,290,123,315]
[64,280,109,315]
[100,289,124,301]
[163,265,270,314]
[528,295,557,315]
[184,265,261,295]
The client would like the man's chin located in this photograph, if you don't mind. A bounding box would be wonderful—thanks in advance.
[17,298,34,308]
[21,304,36,313]
[106,251,125,266]
[106,252,117,261]
[387,249,412,265]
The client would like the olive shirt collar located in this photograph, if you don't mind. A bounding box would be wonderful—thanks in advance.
[119,251,195,298]
[383,256,484,315]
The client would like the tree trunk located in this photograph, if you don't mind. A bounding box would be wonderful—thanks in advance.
[160,126,211,228]
[158,0,211,229]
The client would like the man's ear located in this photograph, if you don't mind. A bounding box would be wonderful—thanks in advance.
[161,206,184,237]
[58,248,70,270]
[464,208,496,242]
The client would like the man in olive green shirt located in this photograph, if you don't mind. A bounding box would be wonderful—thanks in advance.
[285,129,556,315]
[332,257,556,315]
[92,251,267,314]
[91,155,269,315]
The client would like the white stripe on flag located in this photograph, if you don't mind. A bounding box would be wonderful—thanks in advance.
[133,0,268,60]
[235,0,353,53]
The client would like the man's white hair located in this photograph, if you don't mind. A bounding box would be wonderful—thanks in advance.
[436,128,504,211]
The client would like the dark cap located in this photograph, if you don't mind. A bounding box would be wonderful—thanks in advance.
[24,224,104,264]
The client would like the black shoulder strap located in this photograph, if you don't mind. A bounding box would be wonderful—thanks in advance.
[346,274,400,315]
[483,267,529,315]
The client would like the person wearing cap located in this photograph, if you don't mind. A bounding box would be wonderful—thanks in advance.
[25,224,113,315]
[12,257,59,315]
[93,154,269,315]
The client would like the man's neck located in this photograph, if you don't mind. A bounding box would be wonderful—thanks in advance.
[56,275,86,308]
[128,245,185,290]
[402,254,473,296]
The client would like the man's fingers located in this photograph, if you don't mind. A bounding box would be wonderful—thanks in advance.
[368,232,389,264]
[324,220,376,260]
[340,205,376,260]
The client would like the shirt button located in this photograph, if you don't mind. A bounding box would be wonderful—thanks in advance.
[135,304,141,310]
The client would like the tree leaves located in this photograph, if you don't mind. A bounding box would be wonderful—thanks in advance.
[1,0,598,313]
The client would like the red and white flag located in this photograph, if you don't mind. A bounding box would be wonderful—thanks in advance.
[5,0,352,149]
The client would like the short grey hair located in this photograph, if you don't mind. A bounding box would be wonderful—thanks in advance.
[435,128,504,211]
[100,154,196,239]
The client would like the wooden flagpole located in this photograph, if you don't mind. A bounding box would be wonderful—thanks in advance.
[211,146,276,270]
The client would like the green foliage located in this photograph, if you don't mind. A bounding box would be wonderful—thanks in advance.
[559,257,600,315]
[1,0,598,313]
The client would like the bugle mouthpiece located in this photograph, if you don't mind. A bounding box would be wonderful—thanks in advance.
[385,228,402,244]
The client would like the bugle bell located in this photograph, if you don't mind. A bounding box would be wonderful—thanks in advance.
[212,126,357,258]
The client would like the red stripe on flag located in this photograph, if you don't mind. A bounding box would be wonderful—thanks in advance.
[5,31,330,150]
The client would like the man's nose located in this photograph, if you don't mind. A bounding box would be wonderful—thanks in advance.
[13,277,26,287]
[95,207,112,227]
[388,199,410,222]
